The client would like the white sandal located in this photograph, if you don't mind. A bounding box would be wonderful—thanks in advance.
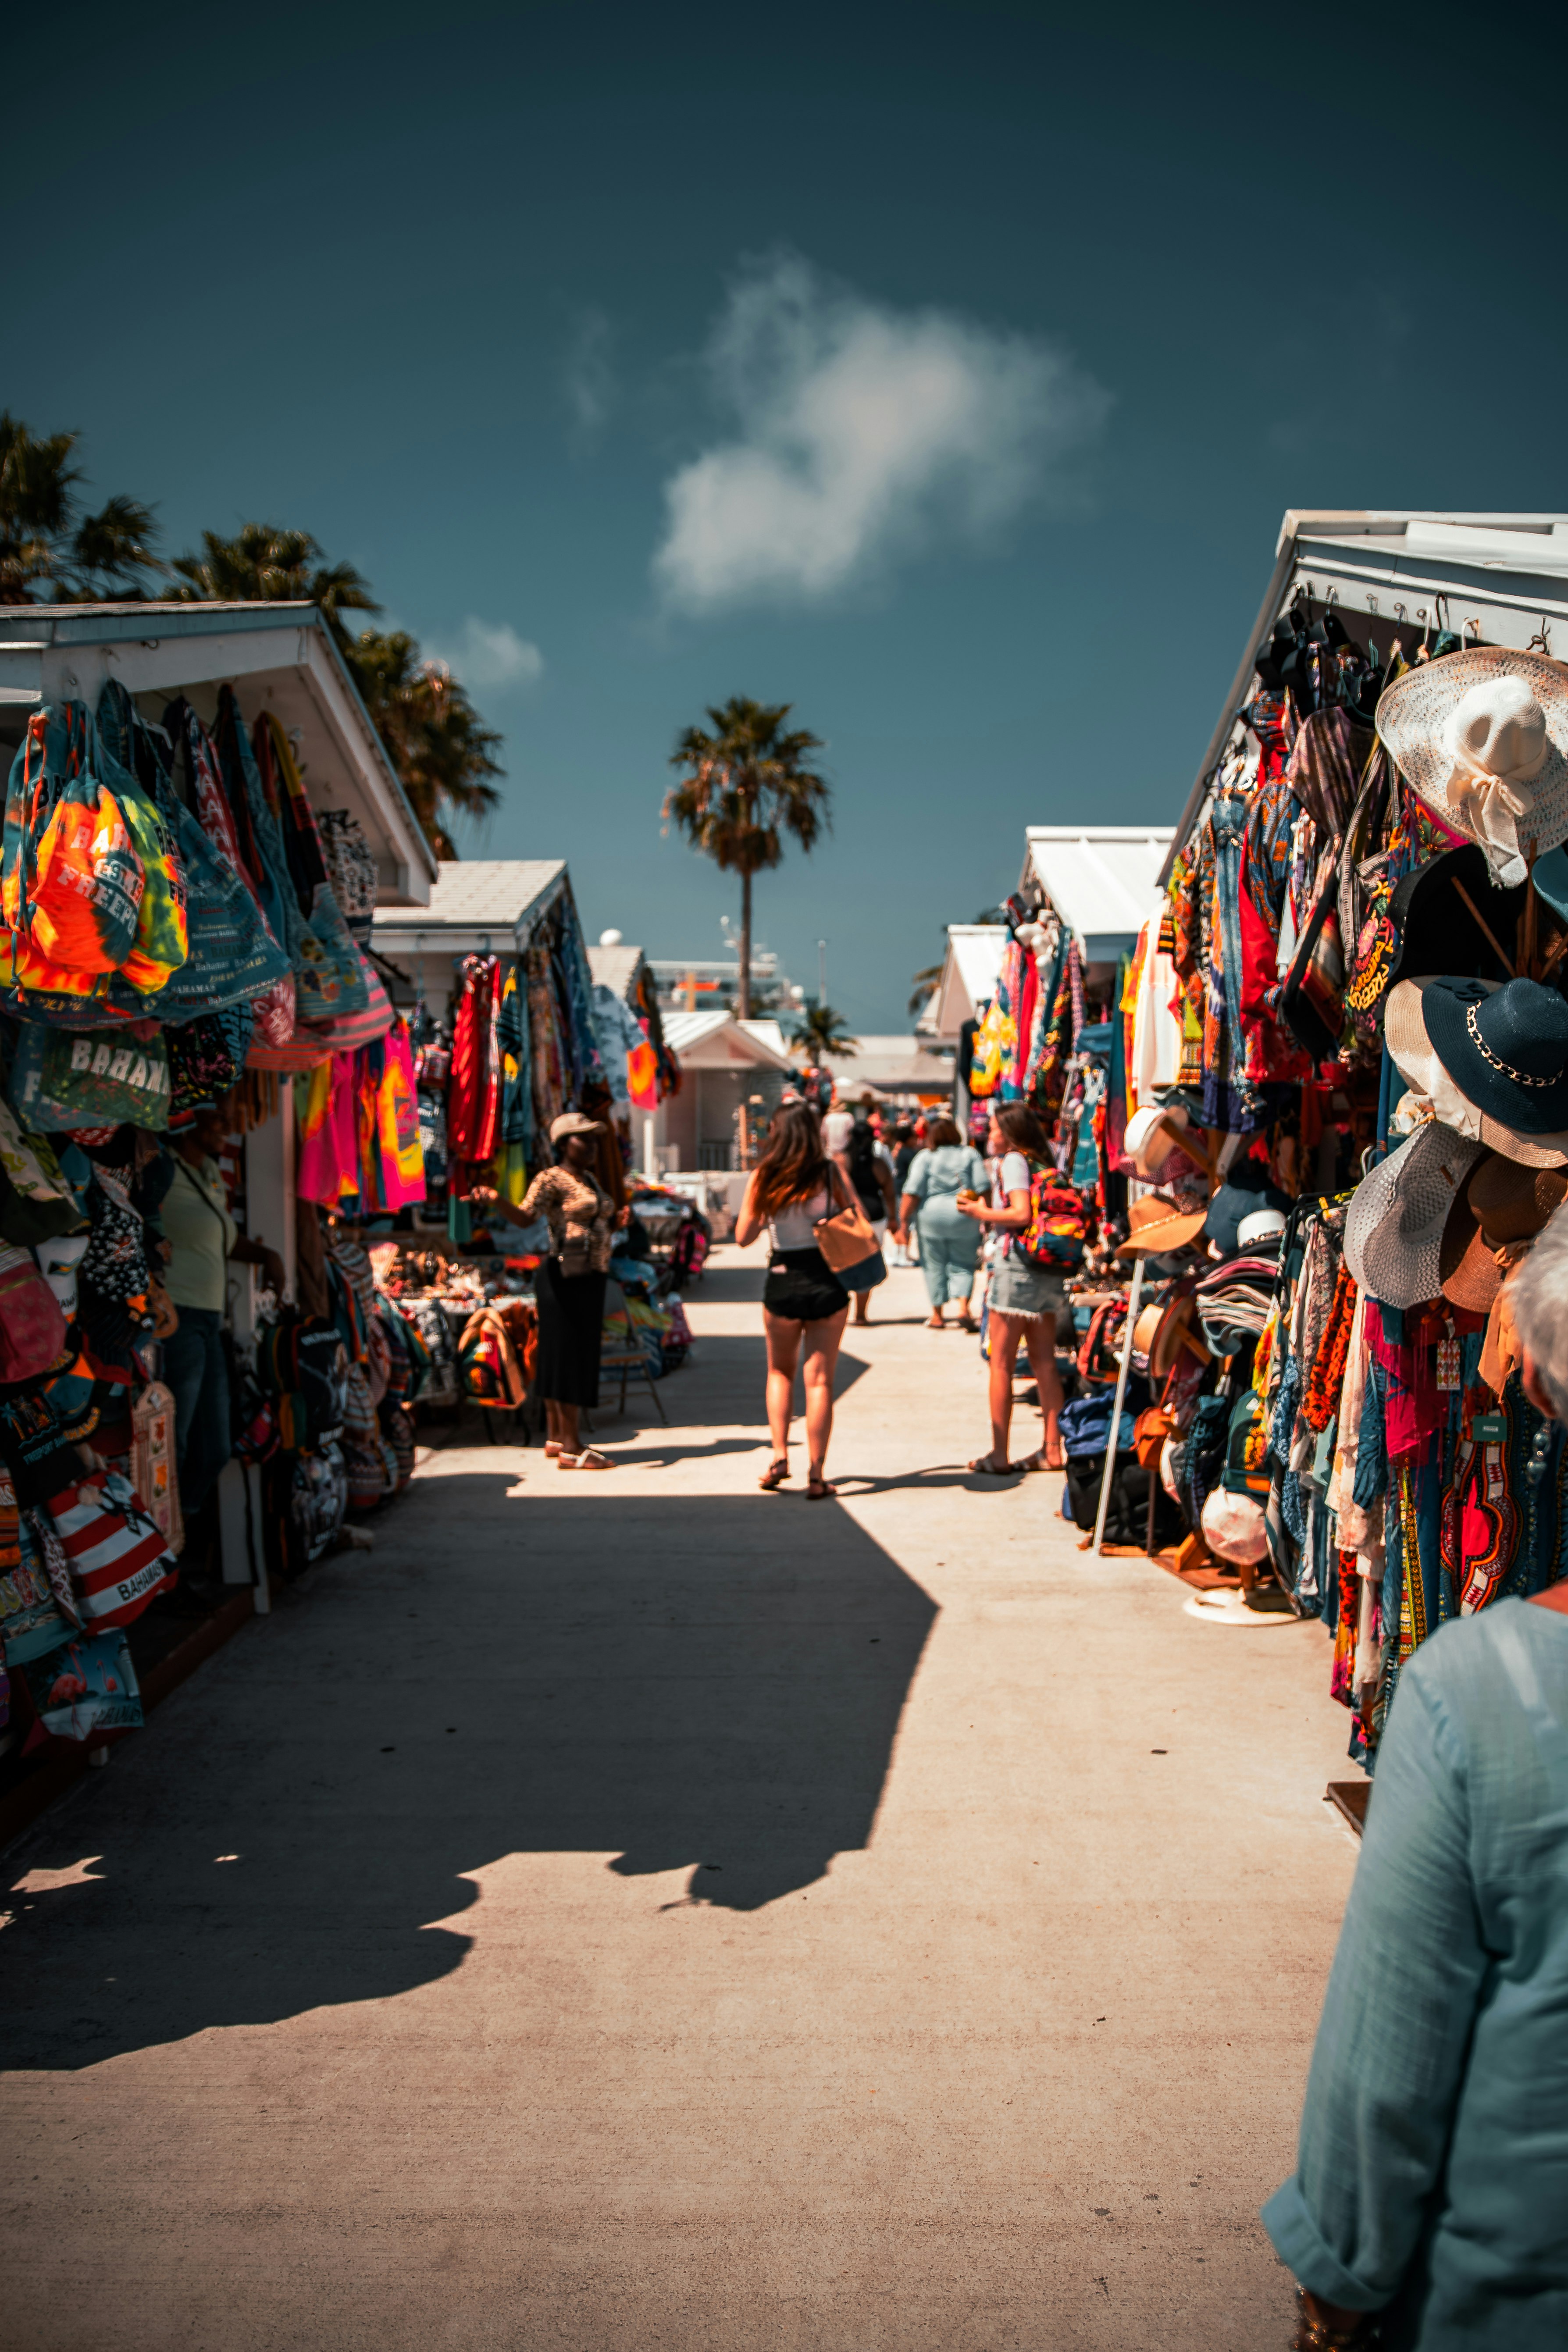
[559,1447,613,1471]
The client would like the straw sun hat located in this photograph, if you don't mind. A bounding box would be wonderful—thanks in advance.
[1378,648,1568,887]
[1343,1122,1486,1307]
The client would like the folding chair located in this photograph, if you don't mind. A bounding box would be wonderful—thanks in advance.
[600,1279,669,1424]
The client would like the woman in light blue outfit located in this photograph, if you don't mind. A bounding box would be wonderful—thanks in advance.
[898,1117,988,1330]
[1264,1212,1568,2351]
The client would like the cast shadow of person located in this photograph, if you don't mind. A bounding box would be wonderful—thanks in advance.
[1,1474,937,2068]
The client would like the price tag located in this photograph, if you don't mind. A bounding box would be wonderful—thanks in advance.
[1472,1413,1507,1443]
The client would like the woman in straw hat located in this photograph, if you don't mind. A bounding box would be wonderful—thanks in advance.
[472,1110,625,1470]
[1264,1203,1568,2351]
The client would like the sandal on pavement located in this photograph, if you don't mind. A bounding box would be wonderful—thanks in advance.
[1012,1447,1067,1473]
[968,1453,1019,1475]
[957,1316,979,1333]
[544,1440,562,1458]
[926,1313,946,1330]
[759,1457,791,1490]
[559,1447,613,1470]
[806,1468,835,1500]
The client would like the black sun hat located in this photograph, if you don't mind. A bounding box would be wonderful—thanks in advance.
[1422,975,1568,1136]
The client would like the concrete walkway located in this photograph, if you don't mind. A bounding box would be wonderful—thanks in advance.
[0,1245,1358,2350]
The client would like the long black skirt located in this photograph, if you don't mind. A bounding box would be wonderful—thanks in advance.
[533,1259,607,1406]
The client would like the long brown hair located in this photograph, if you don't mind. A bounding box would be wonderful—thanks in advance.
[993,1102,1049,1159]
[752,1101,833,1217]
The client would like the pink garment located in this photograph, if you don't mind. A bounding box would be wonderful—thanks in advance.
[297,1053,360,1209]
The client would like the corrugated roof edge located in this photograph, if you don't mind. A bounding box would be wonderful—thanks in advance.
[10,601,438,883]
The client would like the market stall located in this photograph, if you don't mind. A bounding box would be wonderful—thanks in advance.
[969,510,1568,1808]
[0,600,445,1775]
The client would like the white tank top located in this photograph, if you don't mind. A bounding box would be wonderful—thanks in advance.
[770,1184,831,1251]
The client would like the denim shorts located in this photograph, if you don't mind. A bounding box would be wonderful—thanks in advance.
[988,1251,1068,1322]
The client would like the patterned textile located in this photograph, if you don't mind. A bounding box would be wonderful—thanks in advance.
[497,962,533,1151]
[448,955,501,1197]
[525,945,567,1138]
[316,810,378,944]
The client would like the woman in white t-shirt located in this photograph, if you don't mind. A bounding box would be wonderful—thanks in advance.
[735,1102,855,1499]
[955,1102,1066,1475]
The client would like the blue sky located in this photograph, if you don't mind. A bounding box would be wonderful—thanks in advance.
[8,0,1565,1028]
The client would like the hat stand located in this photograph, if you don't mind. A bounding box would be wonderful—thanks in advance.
[1089,1254,1143,1557]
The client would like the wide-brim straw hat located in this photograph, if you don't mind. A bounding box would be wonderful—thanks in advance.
[1385,980,1568,1167]
[1343,1121,1486,1307]
[1378,648,1568,886]
[1115,1191,1210,1258]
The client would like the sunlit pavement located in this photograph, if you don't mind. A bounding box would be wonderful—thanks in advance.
[0,1242,1356,2350]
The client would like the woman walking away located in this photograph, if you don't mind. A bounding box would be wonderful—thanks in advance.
[735,1102,852,1499]
[898,1116,987,1331]
[471,1111,626,1469]
[956,1104,1065,1474]
[843,1115,897,1325]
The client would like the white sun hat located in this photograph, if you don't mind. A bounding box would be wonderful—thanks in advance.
[1378,649,1568,887]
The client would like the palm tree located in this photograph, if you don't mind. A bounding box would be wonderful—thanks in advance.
[0,412,161,603]
[349,630,503,857]
[168,524,378,653]
[908,962,944,1019]
[665,696,830,1019]
[788,1003,858,1060]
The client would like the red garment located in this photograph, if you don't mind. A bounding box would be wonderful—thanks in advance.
[448,955,501,1195]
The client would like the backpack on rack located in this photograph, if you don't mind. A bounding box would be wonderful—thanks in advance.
[1018,1172,1091,1268]
[254,1313,349,1452]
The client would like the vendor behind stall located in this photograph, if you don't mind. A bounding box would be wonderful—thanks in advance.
[161,1104,284,1528]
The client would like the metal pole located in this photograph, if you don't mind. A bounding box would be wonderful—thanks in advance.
[1091,1255,1144,1557]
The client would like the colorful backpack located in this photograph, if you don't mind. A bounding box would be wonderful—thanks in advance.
[1018,1171,1091,1267]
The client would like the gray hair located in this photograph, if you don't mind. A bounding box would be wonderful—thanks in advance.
[1507,1202,1568,1419]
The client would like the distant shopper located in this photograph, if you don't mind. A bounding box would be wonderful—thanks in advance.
[163,1103,285,1532]
[821,1101,855,1159]
[888,1124,919,1264]
[898,1116,987,1331]
[955,1103,1064,1473]
[472,1110,627,1470]
[735,1102,852,1499]
[843,1116,897,1325]
[1262,1208,1568,2350]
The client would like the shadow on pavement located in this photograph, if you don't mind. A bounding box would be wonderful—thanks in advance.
[2,1473,938,2069]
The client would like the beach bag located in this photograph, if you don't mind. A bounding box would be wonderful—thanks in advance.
[0,1244,69,1383]
[24,706,145,973]
[0,1522,75,1664]
[44,1466,175,1630]
[405,1299,458,1407]
[8,1023,171,1132]
[1019,1172,1090,1267]
[253,714,367,1018]
[24,1629,142,1742]
[344,1439,392,1511]
[317,809,379,944]
[167,1006,253,1117]
[311,952,394,1053]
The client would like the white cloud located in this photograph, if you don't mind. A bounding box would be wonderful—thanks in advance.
[653,253,1108,612]
[429,617,544,693]
[564,307,615,440]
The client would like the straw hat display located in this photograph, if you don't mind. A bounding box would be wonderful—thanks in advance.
[1438,1153,1568,1313]
[1115,1191,1210,1259]
[1378,649,1568,887]
[1343,1122,1486,1307]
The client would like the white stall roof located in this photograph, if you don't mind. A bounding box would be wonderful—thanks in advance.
[661,1011,796,1069]
[1021,827,1173,956]
[0,600,438,904]
[926,925,1008,1042]
[372,859,566,954]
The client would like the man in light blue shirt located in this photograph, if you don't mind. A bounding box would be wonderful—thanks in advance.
[1264,1212,1568,2348]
